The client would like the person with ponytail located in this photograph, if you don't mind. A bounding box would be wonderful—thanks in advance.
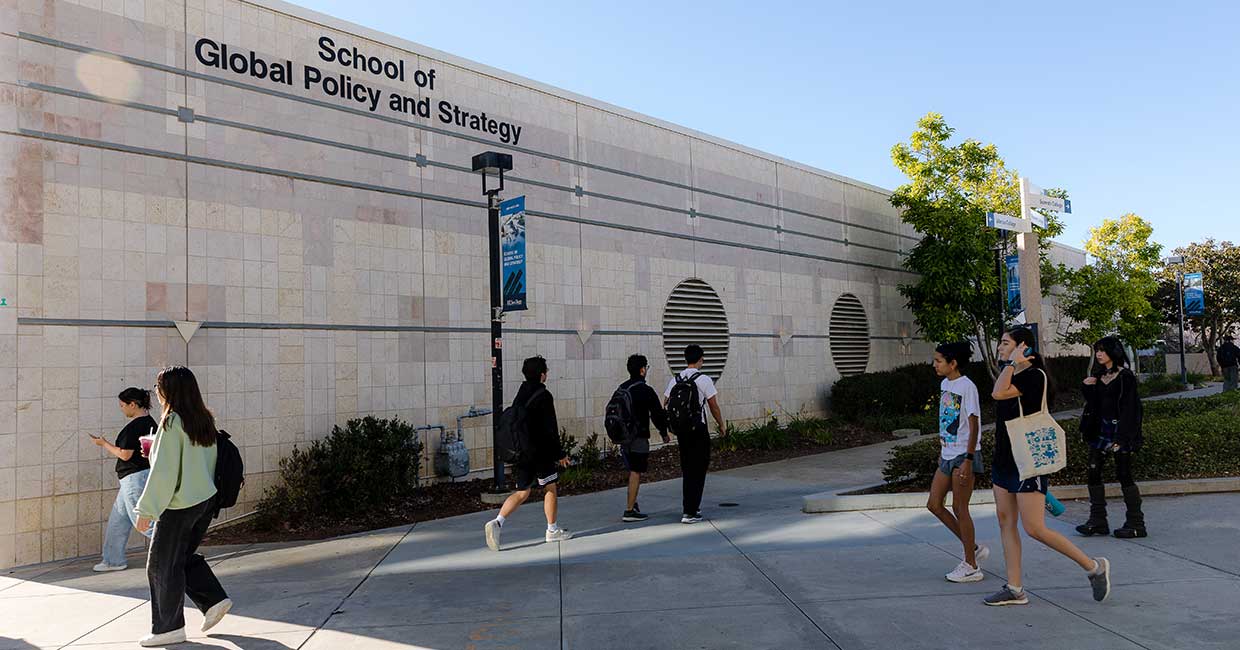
[984,327,1113,607]
[134,366,231,647]
[1076,335,1146,538]
[89,387,157,571]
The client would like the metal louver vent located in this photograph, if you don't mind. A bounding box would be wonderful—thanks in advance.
[829,293,870,376]
[662,278,730,382]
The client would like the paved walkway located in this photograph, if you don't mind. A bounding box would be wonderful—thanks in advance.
[3,428,1239,650]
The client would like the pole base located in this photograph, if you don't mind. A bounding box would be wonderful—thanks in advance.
[480,490,512,505]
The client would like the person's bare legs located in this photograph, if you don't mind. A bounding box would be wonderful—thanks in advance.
[544,483,558,526]
[499,488,530,519]
[993,487,1023,589]
[626,471,641,511]
[927,470,961,539]
[951,466,977,567]
[1017,492,1096,571]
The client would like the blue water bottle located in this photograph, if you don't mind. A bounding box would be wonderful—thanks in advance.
[1045,490,1066,517]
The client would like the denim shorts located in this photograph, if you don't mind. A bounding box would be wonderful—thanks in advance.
[938,453,984,477]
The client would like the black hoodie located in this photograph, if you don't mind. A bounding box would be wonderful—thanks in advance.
[1080,368,1143,450]
[513,380,566,465]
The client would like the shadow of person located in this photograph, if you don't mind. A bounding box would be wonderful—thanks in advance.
[200,635,296,650]
[0,637,40,650]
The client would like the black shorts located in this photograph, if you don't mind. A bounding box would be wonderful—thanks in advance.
[991,465,1049,494]
[511,462,559,491]
[622,449,649,474]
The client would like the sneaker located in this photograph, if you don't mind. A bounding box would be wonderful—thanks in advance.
[946,560,984,583]
[975,544,990,567]
[139,628,186,647]
[983,584,1029,606]
[1089,557,1111,602]
[484,519,501,552]
[545,527,573,543]
[92,562,127,572]
[201,597,232,633]
[681,513,703,524]
[622,510,649,522]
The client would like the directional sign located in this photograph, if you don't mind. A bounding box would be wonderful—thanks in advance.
[1023,206,1049,229]
[986,211,1031,233]
[1023,180,1071,214]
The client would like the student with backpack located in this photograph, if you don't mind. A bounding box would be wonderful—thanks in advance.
[985,327,1111,607]
[927,342,990,583]
[485,356,572,551]
[1219,334,1239,392]
[664,344,726,524]
[135,366,232,647]
[1076,336,1146,539]
[605,354,670,522]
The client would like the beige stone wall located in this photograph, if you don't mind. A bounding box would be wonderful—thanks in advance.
[0,0,931,568]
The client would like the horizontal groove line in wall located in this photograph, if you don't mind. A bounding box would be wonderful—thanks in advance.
[14,31,918,243]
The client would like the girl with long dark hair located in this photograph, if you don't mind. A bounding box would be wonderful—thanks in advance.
[134,366,232,646]
[90,387,157,571]
[984,327,1112,606]
[1076,336,1145,538]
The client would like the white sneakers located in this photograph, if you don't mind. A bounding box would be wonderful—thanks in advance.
[139,628,186,647]
[92,562,127,572]
[202,598,233,632]
[545,527,573,543]
[484,519,502,552]
[945,545,990,583]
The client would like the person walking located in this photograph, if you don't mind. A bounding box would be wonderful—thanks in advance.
[664,344,726,524]
[1076,336,1146,538]
[985,327,1112,606]
[90,388,158,572]
[607,354,669,522]
[927,342,989,583]
[135,367,231,647]
[484,356,572,551]
[1218,334,1239,392]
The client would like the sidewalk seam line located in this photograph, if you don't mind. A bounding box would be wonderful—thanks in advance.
[707,519,844,650]
[295,523,418,650]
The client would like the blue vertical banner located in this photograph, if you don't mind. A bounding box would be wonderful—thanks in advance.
[1183,272,1205,317]
[1005,254,1022,316]
[499,195,527,312]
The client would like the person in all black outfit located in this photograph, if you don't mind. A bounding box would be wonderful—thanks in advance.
[1076,336,1146,538]
[1219,334,1239,392]
[484,356,571,551]
[617,354,669,522]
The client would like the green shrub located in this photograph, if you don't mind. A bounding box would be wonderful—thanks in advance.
[717,417,792,452]
[560,465,594,488]
[787,413,833,445]
[572,432,608,471]
[881,391,1240,487]
[257,416,423,529]
[559,428,579,460]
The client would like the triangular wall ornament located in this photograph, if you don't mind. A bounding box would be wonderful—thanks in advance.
[174,321,203,343]
[779,330,793,346]
[576,327,594,346]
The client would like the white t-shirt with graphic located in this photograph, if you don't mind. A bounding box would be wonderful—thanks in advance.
[664,368,718,423]
[939,375,981,459]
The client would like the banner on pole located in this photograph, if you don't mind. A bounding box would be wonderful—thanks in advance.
[1183,272,1205,317]
[1006,254,1022,316]
[500,196,527,312]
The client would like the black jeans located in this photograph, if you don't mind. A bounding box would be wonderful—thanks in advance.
[1086,447,1135,487]
[678,427,712,516]
[148,496,228,634]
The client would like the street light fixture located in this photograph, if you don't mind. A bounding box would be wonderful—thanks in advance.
[473,151,514,494]
[1163,255,1189,386]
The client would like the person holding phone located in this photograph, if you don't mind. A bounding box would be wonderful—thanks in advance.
[91,387,158,572]
[984,327,1112,607]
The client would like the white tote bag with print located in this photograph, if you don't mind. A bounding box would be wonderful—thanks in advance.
[1005,369,1068,480]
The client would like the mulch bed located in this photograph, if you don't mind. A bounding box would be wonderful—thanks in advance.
[205,424,895,545]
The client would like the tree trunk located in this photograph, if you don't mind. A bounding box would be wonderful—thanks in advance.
[977,323,1000,380]
[1203,329,1219,376]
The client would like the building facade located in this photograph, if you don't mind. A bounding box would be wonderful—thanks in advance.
[0,0,939,568]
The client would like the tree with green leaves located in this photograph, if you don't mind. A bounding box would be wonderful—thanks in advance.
[1152,239,1240,375]
[891,113,1064,376]
[1056,214,1163,350]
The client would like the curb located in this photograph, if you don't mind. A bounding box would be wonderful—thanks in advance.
[802,476,1240,513]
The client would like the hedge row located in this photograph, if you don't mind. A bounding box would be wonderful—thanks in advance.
[882,390,1240,487]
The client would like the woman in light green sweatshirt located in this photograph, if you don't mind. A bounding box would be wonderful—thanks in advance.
[134,366,232,647]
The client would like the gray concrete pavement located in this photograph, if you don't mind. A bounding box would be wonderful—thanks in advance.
[3,440,1238,650]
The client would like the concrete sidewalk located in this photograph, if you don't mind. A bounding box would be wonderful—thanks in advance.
[3,436,1239,650]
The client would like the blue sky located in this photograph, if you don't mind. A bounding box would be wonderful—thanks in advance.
[295,0,1235,252]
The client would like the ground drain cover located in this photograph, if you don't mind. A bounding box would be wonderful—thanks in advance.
[719,502,739,507]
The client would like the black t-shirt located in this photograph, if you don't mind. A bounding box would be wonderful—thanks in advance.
[114,415,155,480]
[992,367,1046,475]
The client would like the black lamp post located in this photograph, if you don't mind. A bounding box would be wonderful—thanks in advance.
[1164,255,1188,386]
[472,151,514,493]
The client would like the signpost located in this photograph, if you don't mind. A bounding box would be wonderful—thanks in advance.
[499,196,528,312]
[987,211,1032,233]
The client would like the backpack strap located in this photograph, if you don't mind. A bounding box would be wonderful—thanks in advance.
[525,387,547,408]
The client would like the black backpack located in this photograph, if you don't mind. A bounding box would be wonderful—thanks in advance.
[604,384,639,445]
[666,372,704,434]
[495,388,546,465]
[213,430,244,517]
